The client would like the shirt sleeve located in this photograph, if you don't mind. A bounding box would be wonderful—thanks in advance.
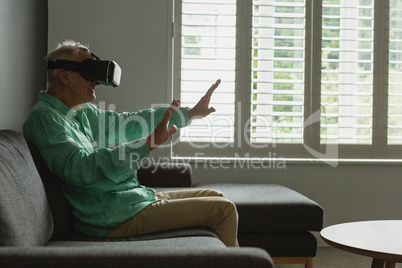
[24,111,151,188]
[80,103,192,144]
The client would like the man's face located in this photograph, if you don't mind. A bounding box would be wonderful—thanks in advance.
[66,50,99,104]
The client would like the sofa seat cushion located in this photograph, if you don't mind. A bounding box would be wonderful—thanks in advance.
[48,236,225,248]
[54,227,217,242]
[238,232,318,257]
[193,183,323,233]
[0,246,274,268]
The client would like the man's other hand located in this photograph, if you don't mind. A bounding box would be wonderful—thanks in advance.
[146,99,179,151]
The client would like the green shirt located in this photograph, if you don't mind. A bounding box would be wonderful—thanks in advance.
[23,91,191,237]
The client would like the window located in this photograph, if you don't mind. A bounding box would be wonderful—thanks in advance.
[173,0,399,161]
[320,1,374,145]
[179,0,237,145]
[251,0,306,145]
[388,0,402,145]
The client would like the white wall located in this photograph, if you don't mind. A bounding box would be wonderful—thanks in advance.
[48,0,172,113]
[0,0,47,132]
[48,0,402,245]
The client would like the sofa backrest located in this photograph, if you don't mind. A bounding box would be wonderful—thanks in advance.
[0,130,53,246]
[26,137,75,240]
[137,162,193,187]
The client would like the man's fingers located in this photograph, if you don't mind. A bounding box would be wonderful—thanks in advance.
[161,109,173,125]
[167,99,180,114]
[206,79,221,96]
[201,107,216,118]
[170,99,180,109]
[163,99,181,122]
[167,125,178,136]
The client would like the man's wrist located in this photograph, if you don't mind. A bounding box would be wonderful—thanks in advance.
[188,108,194,119]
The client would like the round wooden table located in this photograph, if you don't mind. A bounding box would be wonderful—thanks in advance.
[320,220,402,268]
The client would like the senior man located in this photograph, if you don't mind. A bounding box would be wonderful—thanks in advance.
[23,40,238,247]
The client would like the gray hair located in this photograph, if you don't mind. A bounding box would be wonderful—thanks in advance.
[45,40,91,85]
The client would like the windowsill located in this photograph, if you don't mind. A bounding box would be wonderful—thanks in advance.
[171,156,402,166]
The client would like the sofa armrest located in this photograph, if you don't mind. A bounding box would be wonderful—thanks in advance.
[0,247,274,268]
[137,163,193,187]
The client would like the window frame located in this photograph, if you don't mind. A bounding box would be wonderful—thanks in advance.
[171,0,402,161]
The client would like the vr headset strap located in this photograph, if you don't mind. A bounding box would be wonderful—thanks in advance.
[46,53,100,71]
[47,60,80,72]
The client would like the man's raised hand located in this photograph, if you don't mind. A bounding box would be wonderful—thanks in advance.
[188,79,220,120]
[146,79,220,151]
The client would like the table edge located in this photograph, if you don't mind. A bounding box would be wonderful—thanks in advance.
[320,232,402,263]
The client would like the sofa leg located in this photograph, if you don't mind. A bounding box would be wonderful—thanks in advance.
[272,257,313,268]
[306,257,313,268]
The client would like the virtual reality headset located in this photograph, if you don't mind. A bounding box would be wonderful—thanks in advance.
[46,53,121,88]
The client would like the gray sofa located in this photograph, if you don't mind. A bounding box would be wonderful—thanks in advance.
[140,164,324,267]
[0,130,273,268]
[0,129,323,267]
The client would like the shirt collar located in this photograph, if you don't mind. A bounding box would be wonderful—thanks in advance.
[38,91,77,119]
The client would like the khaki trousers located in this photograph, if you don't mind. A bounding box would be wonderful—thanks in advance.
[107,189,239,247]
